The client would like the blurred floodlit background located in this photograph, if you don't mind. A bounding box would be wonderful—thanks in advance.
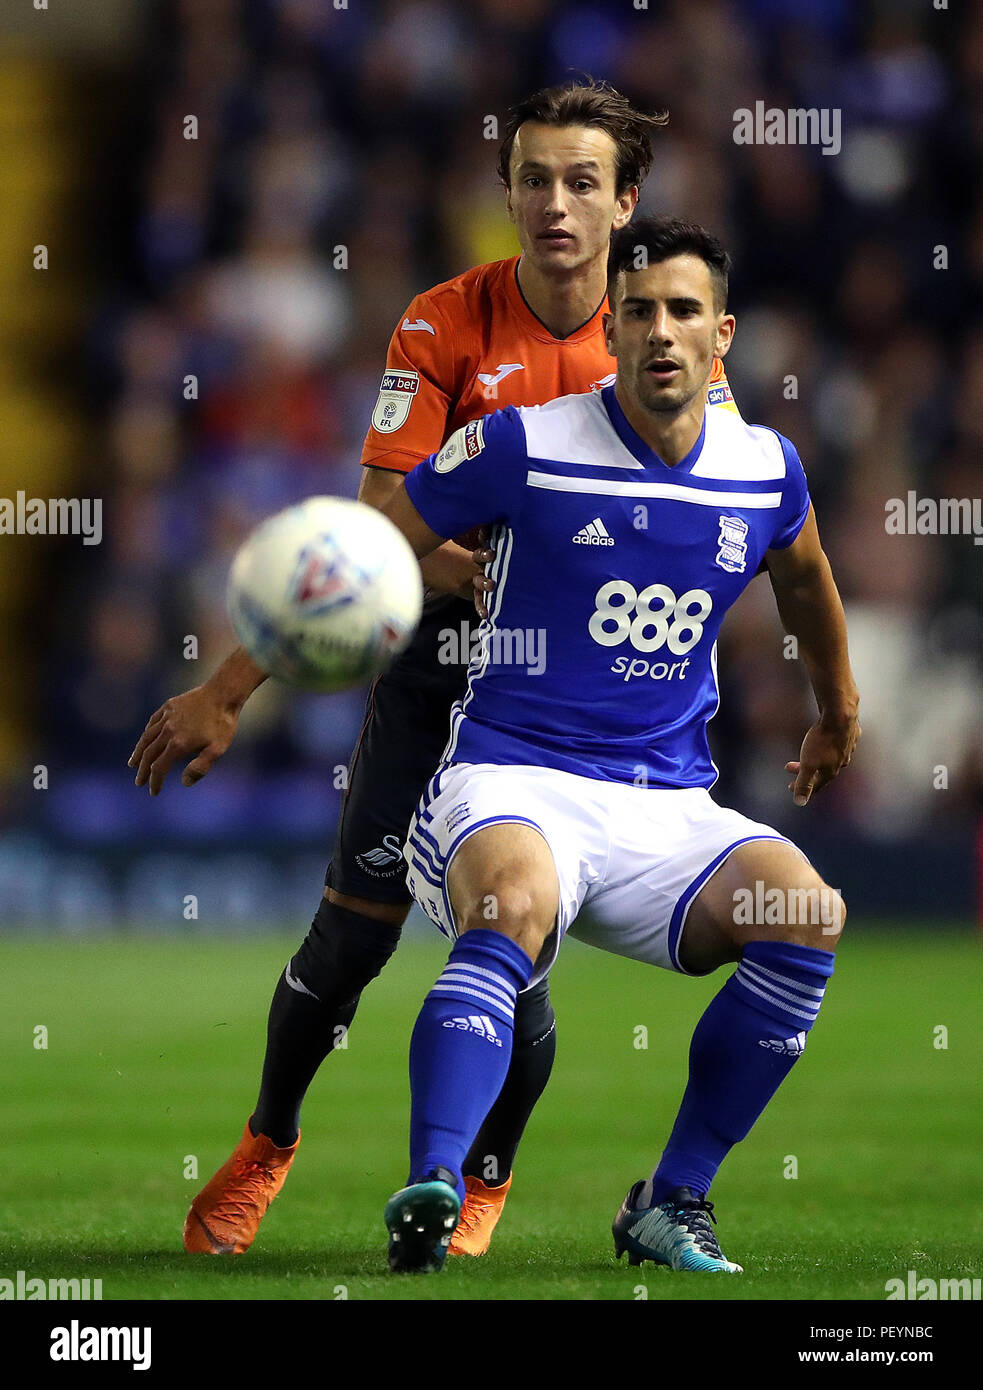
[0,0,979,930]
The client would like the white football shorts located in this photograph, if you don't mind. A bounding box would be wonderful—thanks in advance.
[404,761,798,986]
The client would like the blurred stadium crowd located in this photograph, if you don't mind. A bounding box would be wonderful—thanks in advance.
[5,0,981,923]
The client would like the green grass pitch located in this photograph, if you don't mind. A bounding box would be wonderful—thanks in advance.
[1,926,980,1301]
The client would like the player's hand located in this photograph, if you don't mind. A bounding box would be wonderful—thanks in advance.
[128,686,241,796]
[472,528,496,619]
[786,714,860,806]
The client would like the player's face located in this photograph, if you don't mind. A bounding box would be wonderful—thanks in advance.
[604,256,735,415]
[506,122,636,276]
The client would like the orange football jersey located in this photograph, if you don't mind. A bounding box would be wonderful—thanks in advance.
[361,256,736,476]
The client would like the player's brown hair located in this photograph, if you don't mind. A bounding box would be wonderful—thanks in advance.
[497,77,668,196]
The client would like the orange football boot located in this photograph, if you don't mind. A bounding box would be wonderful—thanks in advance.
[447,1173,513,1256]
[183,1121,300,1254]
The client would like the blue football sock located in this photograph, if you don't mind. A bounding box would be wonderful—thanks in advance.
[650,939,835,1203]
[408,928,533,1200]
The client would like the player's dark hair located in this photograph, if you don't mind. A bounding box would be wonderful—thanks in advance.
[607,217,731,311]
[497,77,668,196]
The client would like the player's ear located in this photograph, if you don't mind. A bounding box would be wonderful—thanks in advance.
[504,186,516,223]
[614,185,637,229]
[714,313,736,359]
[602,310,617,357]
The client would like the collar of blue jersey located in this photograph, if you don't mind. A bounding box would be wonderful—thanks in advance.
[600,383,707,474]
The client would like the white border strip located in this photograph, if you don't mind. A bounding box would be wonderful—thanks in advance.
[525,471,782,508]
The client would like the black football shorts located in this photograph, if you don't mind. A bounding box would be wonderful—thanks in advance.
[325,596,474,904]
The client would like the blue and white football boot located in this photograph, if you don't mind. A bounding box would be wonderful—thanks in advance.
[613,1182,743,1273]
[385,1168,461,1273]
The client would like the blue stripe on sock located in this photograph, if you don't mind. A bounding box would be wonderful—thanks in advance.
[434,968,516,1011]
[432,930,532,1024]
[730,940,834,1033]
[409,929,534,1197]
[742,959,828,997]
[734,964,823,1023]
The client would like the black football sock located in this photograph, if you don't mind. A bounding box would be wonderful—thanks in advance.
[462,974,556,1185]
[249,972,357,1148]
[250,899,403,1148]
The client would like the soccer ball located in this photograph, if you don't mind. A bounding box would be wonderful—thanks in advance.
[227,496,423,692]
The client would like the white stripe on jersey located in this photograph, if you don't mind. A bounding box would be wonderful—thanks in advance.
[707,640,721,789]
[526,472,782,508]
[443,520,514,763]
[520,390,787,480]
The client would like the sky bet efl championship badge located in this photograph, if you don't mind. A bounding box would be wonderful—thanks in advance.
[372,368,419,432]
[434,418,485,473]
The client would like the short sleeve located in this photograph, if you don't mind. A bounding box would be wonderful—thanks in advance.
[359,293,461,474]
[404,407,526,540]
[769,434,811,549]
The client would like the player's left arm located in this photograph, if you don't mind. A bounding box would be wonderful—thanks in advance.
[765,504,861,806]
[380,482,447,561]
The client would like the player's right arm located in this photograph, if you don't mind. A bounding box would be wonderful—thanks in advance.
[128,646,265,796]
[379,478,448,560]
[358,466,494,604]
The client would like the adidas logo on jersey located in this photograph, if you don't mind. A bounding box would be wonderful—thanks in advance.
[442,1014,503,1046]
[757,1031,807,1055]
[573,518,614,546]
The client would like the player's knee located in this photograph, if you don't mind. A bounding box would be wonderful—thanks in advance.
[821,885,846,945]
[457,883,550,956]
[324,886,409,927]
[513,975,555,1048]
[780,878,846,950]
[459,882,536,931]
[292,896,403,1006]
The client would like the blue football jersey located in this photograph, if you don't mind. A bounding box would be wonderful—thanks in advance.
[403,384,810,788]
